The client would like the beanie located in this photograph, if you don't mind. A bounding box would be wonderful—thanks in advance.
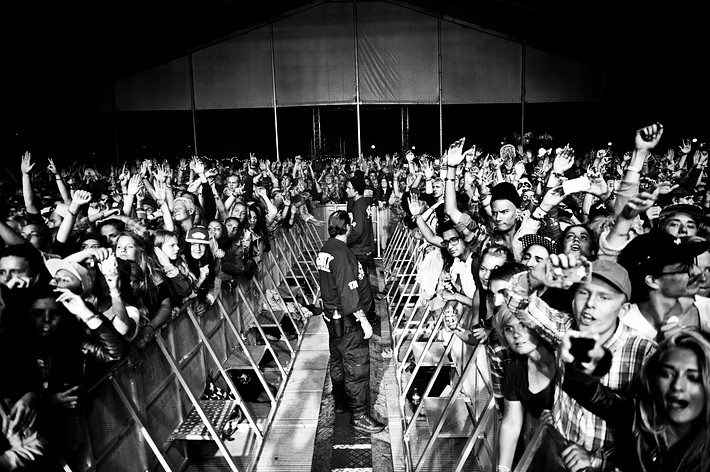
[490,182,522,208]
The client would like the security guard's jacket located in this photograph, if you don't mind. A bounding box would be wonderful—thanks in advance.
[317,238,371,317]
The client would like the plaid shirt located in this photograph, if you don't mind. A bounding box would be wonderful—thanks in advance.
[504,272,657,469]
[485,331,511,407]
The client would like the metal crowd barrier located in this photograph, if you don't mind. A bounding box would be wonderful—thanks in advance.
[383,222,499,472]
[55,218,323,472]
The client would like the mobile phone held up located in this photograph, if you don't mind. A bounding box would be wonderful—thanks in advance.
[545,259,592,286]
[562,176,591,195]
[569,336,595,363]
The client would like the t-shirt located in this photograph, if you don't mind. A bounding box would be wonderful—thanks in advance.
[502,358,555,418]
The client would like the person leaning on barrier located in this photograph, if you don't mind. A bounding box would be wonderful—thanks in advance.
[317,210,385,434]
[502,254,656,471]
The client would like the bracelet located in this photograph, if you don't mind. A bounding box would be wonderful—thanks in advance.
[85,314,100,323]
[626,166,642,173]
[55,176,63,180]
[109,290,121,298]
[496,466,512,472]
[68,209,77,216]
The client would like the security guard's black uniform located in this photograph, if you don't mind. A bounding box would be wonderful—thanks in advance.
[317,237,373,417]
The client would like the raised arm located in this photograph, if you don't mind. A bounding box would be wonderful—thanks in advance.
[408,195,443,247]
[48,158,72,205]
[56,190,92,244]
[614,122,664,215]
[20,152,40,215]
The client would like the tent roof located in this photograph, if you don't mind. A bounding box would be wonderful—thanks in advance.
[7,0,707,108]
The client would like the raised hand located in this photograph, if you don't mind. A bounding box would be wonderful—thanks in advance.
[446,137,466,167]
[422,160,435,180]
[540,185,565,211]
[54,287,91,319]
[635,122,664,152]
[584,174,609,199]
[127,174,142,196]
[154,180,168,202]
[621,189,659,220]
[679,138,692,155]
[98,253,120,291]
[47,157,60,176]
[71,189,93,207]
[20,151,35,175]
[153,164,168,183]
[119,164,130,187]
[407,195,425,217]
[553,145,575,173]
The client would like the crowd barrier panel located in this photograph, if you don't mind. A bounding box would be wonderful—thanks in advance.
[56,220,321,472]
[383,225,499,472]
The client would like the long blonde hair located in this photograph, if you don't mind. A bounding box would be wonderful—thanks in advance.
[638,331,710,472]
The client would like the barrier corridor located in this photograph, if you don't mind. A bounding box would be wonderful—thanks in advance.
[53,208,554,472]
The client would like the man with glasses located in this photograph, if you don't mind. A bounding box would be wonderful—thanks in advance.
[617,228,710,340]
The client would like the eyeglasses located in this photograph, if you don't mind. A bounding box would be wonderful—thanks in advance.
[441,236,461,248]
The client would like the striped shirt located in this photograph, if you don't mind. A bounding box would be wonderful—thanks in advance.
[504,272,657,469]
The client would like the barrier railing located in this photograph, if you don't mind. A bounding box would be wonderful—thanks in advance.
[384,223,499,472]
[54,218,323,472]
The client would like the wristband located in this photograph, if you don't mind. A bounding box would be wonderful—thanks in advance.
[68,209,77,216]
[109,290,121,298]
[626,166,642,173]
[144,325,155,332]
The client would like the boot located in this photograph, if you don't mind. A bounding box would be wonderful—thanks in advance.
[350,413,386,434]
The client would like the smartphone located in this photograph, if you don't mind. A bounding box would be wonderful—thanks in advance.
[569,336,595,363]
[545,259,592,285]
[562,176,591,195]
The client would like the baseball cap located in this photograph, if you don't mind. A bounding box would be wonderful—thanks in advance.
[45,259,94,296]
[658,203,703,224]
[185,225,210,244]
[586,201,611,222]
[617,229,709,275]
[590,259,632,300]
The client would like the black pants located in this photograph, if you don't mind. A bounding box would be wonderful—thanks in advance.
[326,315,370,416]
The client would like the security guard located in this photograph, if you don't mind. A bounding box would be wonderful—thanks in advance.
[317,210,385,434]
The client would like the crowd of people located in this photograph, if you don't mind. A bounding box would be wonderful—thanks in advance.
[402,123,710,472]
[1,120,709,470]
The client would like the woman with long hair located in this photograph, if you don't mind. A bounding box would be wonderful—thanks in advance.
[114,231,173,344]
[562,330,710,472]
[495,302,556,472]
[151,229,195,305]
[183,225,222,307]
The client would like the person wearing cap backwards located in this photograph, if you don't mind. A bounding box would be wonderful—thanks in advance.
[520,234,557,269]
[617,229,710,341]
[316,211,385,434]
[503,254,656,471]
